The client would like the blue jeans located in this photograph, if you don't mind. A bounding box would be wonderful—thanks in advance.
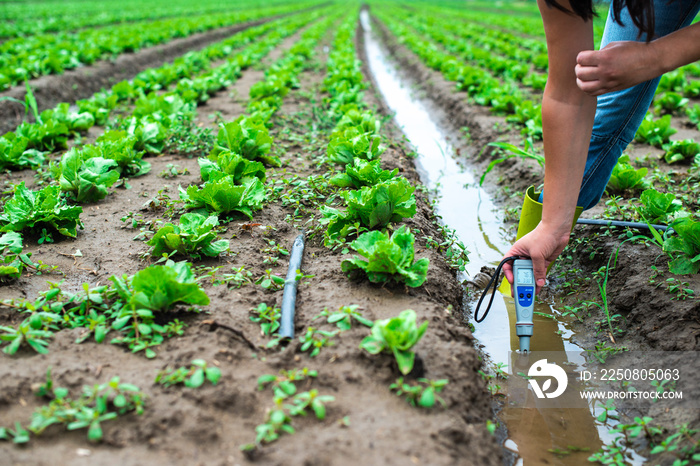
[576,0,700,210]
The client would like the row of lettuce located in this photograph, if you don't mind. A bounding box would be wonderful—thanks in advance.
[0,0,325,91]
[0,8,328,283]
[0,9,450,449]
[0,0,309,38]
[0,9,337,445]
[372,4,700,276]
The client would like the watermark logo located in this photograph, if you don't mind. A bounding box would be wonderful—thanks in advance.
[528,359,568,399]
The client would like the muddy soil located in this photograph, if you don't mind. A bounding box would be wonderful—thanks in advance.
[0,15,502,466]
[366,5,700,452]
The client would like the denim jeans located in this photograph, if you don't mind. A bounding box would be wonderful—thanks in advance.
[575,0,700,210]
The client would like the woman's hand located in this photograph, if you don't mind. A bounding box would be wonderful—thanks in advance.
[502,223,571,296]
[575,41,663,96]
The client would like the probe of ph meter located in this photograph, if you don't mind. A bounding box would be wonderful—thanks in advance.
[473,256,535,353]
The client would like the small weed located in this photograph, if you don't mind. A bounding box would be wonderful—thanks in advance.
[389,377,448,408]
[666,278,695,300]
[312,304,373,330]
[158,163,189,179]
[298,327,338,357]
[250,303,281,336]
[155,359,221,388]
[586,341,628,364]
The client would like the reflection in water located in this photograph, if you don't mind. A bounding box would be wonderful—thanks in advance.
[358,9,636,465]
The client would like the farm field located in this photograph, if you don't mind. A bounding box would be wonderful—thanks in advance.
[0,1,699,465]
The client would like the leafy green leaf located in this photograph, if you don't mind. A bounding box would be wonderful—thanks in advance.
[0,182,83,237]
[606,155,649,192]
[210,116,278,166]
[181,176,264,219]
[341,225,429,287]
[359,309,428,375]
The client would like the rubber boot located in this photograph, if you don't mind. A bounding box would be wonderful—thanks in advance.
[499,186,583,295]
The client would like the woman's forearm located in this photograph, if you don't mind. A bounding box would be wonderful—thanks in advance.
[540,93,596,238]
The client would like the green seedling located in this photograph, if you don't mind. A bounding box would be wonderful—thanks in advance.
[204,265,253,288]
[155,359,221,388]
[586,341,628,364]
[0,313,58,355]
[260,239,289,266]
[666,278,695,300]
[313,304,373,330]
[298,327,338,357]
[654,91,689,115]
[250,303,281,335]
[158,163,189,178]
[27,372,145,443]
[257,367,318,401]
[0,422,30,444]
[360,309,428,375]
[255,269,285,291]
[390,377,448,408]
[287,389,334,419]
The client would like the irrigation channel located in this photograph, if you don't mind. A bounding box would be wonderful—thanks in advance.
[359,10,646,466]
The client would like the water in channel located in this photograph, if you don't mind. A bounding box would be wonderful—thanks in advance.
[359,10,645,466]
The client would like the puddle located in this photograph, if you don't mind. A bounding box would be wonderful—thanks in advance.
[359,10,646,466]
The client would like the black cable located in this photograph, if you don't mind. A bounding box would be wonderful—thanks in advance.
[473,255,525,323]
[576,218,670,232]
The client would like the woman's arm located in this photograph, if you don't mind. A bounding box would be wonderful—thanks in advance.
[576,21,700,96]
[503,0,596,293]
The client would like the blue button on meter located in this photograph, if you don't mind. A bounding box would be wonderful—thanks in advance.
[517,285,534,308]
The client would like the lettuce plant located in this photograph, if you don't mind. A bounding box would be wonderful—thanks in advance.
[637,189,683,225]
[180,176,265,219]
[110,260,210,313]
[333,107,381,135]
[146,213,229,259]
[329,159,397,189]
[198,150,266,184]
[663,139,700,164]
[210,116,278,167]
[359,309,429,375]
[39,103,94,133]
[322,177,416,245]
[0,182,83,238]
[326,127,384,166]
[341,225,429,288]
[0,232,32,280]
[663,217,700,275]
[0,134,45,171]
[86,131,151,177]
[634,115,677,148]
[50,148,120,203]
[653,91,689,115]
[606,155,649,192]
[125,116,168,155]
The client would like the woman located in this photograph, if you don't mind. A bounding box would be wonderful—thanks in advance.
[503,0,700,293]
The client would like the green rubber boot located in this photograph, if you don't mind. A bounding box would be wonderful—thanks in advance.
[499,186,583,295]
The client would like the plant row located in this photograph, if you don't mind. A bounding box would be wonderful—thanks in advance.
[0,0,322,91]
[0,0,307,38]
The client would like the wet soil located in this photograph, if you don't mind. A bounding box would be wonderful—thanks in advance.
[0,16,502,466]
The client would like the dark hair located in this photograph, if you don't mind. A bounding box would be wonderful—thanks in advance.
[544,0,656,40]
